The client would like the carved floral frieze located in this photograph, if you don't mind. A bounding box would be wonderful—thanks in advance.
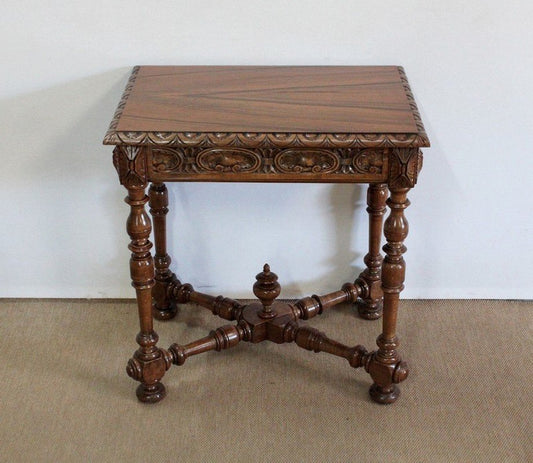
[148,147,387,178]
[113,145,423,186]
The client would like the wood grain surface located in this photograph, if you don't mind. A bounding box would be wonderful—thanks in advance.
[116,66,420,134]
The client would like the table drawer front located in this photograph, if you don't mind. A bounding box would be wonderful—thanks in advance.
[146,147,389,183]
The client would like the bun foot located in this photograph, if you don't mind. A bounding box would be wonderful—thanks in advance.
[136,382,166,403]
[356,299,383,320]
[153,299,178,321]
[369,383,400,404]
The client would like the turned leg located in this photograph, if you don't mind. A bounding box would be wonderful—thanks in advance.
[356,183,387,319]
[125,187,172,403]
[149,183,179,320]
[368,187,410,404]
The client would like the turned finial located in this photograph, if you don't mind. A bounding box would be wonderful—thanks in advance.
[253,263,281,318]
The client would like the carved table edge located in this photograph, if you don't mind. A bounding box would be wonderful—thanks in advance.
[103,131,430,148]
[102,65,430,149]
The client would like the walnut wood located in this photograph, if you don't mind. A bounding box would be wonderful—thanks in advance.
[105,66,429,405]
[368,188,411,404]
[149,183,179,320]
[113,145,147,188]
[169,282,245,321]
[169,279,362,323]
[124,186,170,403]
[356,183,388,319]
[292,283,361,320]
[162,267,406,397]
[388,148,423,189]
[253,264,281,319]
[107,67,428,184]
[147,146,389,184]
[169,324,249,366]
[284,323,371,368]
[105,66,428,140]
[165,266,371,366]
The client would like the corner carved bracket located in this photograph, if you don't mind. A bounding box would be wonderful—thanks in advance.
[388,148,423,188]
[113,145,147,189]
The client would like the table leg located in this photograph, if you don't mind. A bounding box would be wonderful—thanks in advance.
[356,183,387,319]
[125,186,171,403]
[368,187,410,404]
[149,183,179,320]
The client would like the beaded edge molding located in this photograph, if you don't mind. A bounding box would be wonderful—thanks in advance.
[103,66,430,149]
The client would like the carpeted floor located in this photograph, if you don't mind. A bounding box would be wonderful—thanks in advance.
[0,299,531,462]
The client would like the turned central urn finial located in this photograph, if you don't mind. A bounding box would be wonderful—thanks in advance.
[253,264,281,319]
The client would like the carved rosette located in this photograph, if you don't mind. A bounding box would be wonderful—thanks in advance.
[274,149,339,174]
[197,148,261,173]
[353,149,385,174]
[113,145,147,188]
[152,148,183,173]
[388,149,421,188]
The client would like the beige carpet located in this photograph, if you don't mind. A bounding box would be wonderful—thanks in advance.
[0,299,531,462]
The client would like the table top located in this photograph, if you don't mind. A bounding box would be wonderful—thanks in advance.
[104,66,429,149]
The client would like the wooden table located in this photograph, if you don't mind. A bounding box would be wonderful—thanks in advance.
[104,66,430,404]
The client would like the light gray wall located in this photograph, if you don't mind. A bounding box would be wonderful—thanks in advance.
[1,1,532,298]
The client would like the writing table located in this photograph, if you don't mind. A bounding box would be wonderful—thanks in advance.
[104,65,430,404]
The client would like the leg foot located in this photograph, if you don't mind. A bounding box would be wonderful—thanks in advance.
[153,297,178,321]
[136,382,166,403]
[369,383,400,404]
[356,298,383,320]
